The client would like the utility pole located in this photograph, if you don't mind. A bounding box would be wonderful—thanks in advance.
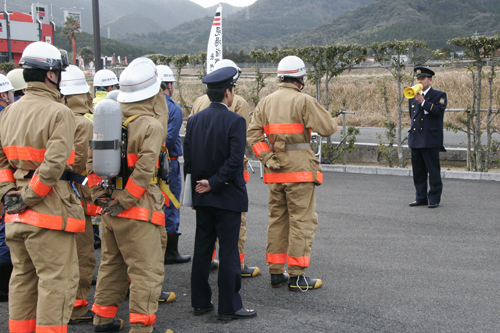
[92,0,102,71]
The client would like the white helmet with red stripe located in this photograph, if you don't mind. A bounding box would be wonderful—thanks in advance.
[60,65,90,95]
[277,55,306,78]
[214,59,241,81]
[117,60,161,103]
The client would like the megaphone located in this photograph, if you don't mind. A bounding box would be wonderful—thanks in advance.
[404,83,423,99]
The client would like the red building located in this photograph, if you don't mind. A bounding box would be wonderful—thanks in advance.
[0,10,55,64]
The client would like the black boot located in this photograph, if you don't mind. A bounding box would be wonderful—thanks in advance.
[164,234,191,265]
[270,273,289,288]
[0,262,13,302]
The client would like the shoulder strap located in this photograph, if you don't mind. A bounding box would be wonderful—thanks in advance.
[123,113,152,128]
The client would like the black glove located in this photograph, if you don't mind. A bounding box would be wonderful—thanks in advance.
[5,191,28,214]
[96,196,112,209]
[102,198,127,216]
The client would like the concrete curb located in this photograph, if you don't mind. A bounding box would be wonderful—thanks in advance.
[248,161,500,182]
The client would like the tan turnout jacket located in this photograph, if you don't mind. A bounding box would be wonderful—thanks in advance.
[87,89,169,225]
[247,82,337,185]
[0,82,85,232]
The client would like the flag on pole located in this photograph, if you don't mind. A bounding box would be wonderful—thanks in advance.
[125,56,128,65]
[111,56,114,65]
[206,4,222,74]
[117,55,121,64]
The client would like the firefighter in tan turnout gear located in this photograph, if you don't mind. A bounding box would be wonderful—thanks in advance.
[190,59,260,278]
[0,41,86,332]
[88,60,171,333]
[60,65,97,324]
[247,55,338,291]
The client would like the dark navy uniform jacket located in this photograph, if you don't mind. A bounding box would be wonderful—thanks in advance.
[184,102,248,213]
[164,94,183,157]
[408,87,447,149]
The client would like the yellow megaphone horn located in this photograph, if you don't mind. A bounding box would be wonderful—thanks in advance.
[404,83,423,99]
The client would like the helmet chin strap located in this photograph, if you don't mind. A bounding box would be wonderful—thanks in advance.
[0,96,10,106]
[47,71,62,92]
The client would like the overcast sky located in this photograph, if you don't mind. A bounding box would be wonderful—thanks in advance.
[189,0,258,8]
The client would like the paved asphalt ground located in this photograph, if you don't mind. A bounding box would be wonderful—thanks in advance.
[1,171,499,332]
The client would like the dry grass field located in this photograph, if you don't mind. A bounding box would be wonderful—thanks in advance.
[173,66,500,129]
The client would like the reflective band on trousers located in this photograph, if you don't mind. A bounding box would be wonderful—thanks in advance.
[92,303,118,318]
[243,172,250,182]
[35,325,68,333]
[264,123,304,135]
[5,209,85,233]
[87,203,102,216]
[3,145,75,165]
[288,255,311,267]
[240,253,245,263]
[264,171,323,184]
[266,253,287,264]
[252,142,271,157]
[117,206,165,226]
[9,318,36,333]
[30,174,52,196]
[74,299,89,308]
[125,178,146,199]
[0,169,15,182]
[87,174,103,188]
[129,313,156,325]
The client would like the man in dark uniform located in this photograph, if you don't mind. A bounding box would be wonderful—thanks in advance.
[184,67,257,320]
[408,66,447,208]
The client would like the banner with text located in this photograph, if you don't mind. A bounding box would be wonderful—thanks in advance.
[206,5,222,74]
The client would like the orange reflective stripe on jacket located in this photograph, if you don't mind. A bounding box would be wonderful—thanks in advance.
[5,209,85,232]
[263,171,323,184]
[30,174,52,196]
[264,123,304,135]
[160,190,170,207]
[127,153,139,167]
[3,146,75,165]
[87,174,103,188]
[116,206,165,226]
[243,171,250,182]
[252,142,271,157]
[92,303,118,318]
[125,178,146,199]
[9,318,36,333]
[288,255,311,267]
[74,299,89,308]
[87,203,102,216]
[129,313,156,325]
[66,151,76,165]
[3,145,46,162]
[35,325,68,333]
[0,169,15,182]
[266,253,287,264]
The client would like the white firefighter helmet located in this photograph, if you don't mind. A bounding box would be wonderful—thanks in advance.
[0,74,14,93]
[117,60,161,103]
[277,55,306,78]
[19,41,69,71]
[60,65,90,95]
[214,59,241,81]
[6,69,27,91]
[156,65,175,82]
[93,69,118,87]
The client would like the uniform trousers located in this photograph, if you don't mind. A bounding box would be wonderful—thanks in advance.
[71,215,96,320]
[163,159,181,235]
[411,147,442,204]
[92,215,164,333]
[6,222,78,332]
[212,212,248,269]
[191,207,243,315]
[267,182,318,277]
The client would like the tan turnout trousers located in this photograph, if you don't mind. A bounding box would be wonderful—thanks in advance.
[92,216,164,333]
[6,223,79,332]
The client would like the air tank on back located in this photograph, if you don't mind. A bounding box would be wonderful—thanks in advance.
[92,99,122,180]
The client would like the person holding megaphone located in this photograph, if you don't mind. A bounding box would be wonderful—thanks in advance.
[407,66,447,209]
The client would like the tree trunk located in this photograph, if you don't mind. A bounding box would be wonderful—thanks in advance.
[475,64,483,171]
[397,76,403,167]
